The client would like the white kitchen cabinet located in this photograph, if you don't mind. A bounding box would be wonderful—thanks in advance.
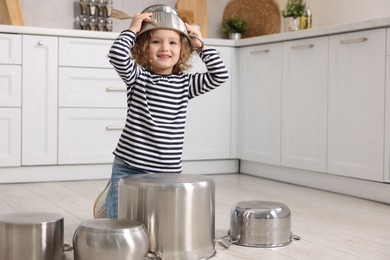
[328,29,386,181]
[238,43,282,165]
[59,37,112,68]
[281,37,328,172]
[182,46,234,160]
[58,37,124,164]
[0,34,21,64]
[0,34,22,167]
[59,67,127,108]
[58,108,126,164]
[0,65,21,107]
[0,108,21,166]
[22,35,58,165]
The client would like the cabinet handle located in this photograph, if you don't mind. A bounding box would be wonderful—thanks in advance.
[106,87,126,92]
[106,126,124,131]
[37,41,45,46]
[340,37,368,45]
[250,49,270,54]
[291,44,314,50]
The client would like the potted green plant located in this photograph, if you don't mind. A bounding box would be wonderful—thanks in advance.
[282,0,305,32]
[222,14,248,40]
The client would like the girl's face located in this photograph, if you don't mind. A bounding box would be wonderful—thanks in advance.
[148,29,182,74]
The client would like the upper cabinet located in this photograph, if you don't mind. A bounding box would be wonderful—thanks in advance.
[238,43,282,165]
[328,29,386,181]
[281,37,328,172]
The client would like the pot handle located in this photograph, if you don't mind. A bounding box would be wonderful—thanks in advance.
[189,34,205,52]
[214,229,240,249]
[63,243,73,252]
[144,252,162,260]
[291,233,302,241]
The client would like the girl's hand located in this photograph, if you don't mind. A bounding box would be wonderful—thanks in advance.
[185,23,204,50]
[129,12,154,34]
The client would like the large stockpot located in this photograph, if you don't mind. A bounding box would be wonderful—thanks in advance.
[73,219,149,260]
[0,212,64,260]
[118,173,216,260]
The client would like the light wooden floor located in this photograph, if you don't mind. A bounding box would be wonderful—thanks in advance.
[1,173,389,260]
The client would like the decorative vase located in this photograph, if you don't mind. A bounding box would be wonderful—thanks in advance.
[283,17,301,32]
[229,32,242,40]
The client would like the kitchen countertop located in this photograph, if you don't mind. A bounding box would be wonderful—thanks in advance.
[1,16,390,46]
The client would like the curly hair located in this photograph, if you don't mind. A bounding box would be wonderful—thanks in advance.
[131,30,193,74]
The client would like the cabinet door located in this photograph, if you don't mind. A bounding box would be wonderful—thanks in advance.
[182,46,233,160]
[238,43,282,165]
[281,37,328,172]
[328,29,386,181]
[58,108,126,164]
[22,35,58,165]
[0,108,21,166]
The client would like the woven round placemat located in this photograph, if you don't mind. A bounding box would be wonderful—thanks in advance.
[223,0,281,38]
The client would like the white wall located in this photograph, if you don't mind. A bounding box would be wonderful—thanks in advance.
[18,0,390,39]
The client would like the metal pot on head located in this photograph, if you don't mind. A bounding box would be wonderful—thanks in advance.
[138,4,204,51]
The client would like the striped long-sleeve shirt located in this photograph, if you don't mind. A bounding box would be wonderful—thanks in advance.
[108,30,229,173]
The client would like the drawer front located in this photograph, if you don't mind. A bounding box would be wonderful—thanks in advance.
[59,67,127,108]
[59,37,112,68]
[0,65,21,107]
[0,34,21,64]
[0,108,21,167]
[58,108,126,164]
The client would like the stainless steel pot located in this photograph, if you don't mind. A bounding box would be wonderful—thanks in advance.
[229,201,297,248]
[139,4,204,50]
[118,173,216,260]
[0,212,64,260]
[73,219,149,260]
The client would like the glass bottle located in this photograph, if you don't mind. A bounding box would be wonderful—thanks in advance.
[300,0,312,30]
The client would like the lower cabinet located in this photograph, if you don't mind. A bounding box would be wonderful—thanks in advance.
[239,29,387,183]
[22,35,58,166]
[182,46,234,160]
[281,37,328,172]
[58,108,126,164]
[0,108,21,166]
[238,43,282,165]
[327,29,386,181]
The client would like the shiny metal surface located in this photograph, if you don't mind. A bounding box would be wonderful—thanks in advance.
[73,219,149,260]
[138,4,203,50]
[118,173,216,260]
[230,201,292,248]
[0,212,64,260]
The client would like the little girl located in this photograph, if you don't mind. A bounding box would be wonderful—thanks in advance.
[105,10,229,218]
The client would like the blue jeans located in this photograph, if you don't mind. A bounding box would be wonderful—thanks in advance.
[105,156,147,218]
